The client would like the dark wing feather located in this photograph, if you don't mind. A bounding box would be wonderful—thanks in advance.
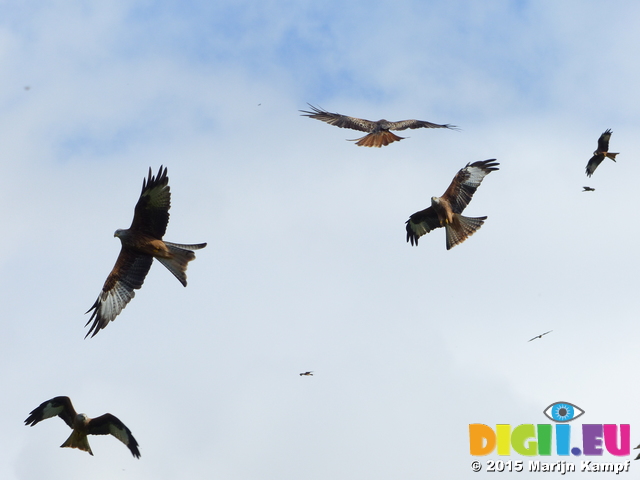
[129,166,171,239]
[85,249,154,338]
[300,104,377,133]
[386,119,458,131]
[25,396,76,428]
[597,129,612,152]
[405,207,442,246]
[441,160,499,214]
[585,154,604,177]
[87,414,140,458]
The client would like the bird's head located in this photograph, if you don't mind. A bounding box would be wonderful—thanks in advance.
[74,413,90,427]
[431,196,440,206]
[114,229,124,238]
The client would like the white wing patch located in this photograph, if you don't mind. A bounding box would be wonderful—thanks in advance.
[98,282,136,323]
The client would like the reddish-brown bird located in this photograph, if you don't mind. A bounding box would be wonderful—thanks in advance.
[25,396,140,458]
[406,160,499,250]
[85,166,206,337]
[300,104,458,147]
[585,129,618,177]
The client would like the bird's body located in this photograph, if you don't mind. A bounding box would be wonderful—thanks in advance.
[406,160,499,249]
[300,104,457,147]
[25,396,140,458]
[585,129,618,177]
[85,166,206,337]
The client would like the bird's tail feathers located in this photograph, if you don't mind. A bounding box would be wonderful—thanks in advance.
[61,431,93,456]
[350,131,405,147]
[445,214,487,250]
[164,241,207,251]
[157,243,206,286]
[606,152,619,161]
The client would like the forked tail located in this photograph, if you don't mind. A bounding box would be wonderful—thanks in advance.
[350,131,405,147]
[61,431,93,456]
[444,214,487,250]
[157,241,207,286]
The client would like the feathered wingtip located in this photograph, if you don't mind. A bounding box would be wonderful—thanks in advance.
[142,165,169,193]
[444,214,487,250]
[351,131,405,147]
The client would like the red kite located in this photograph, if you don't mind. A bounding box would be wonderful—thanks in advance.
[299,371,314,376]
[406,160,499,250]
[86,166,206,337]
[585,129,618,177]
[25,396,140,458]
[300,104,458,147]
[528,330,552,342]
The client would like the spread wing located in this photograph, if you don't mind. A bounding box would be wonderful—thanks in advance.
[405,207,442,246]
[25,396,76,428]
[597,129,612,153]
[441,159,499,214]
[386,119,458,131]
[129,166,171,238]
[87,414,141,458]
[85,249,154,338]
[585,154,604,177]
[300,104,377,133]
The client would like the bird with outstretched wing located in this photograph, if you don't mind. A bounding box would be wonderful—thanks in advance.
[585,129,618,177]
[25,396,140,458]
[85,166,206,337]
[300,104,458,147]
[406,160,499,250]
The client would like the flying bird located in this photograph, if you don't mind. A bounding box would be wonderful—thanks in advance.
[406,159,499,249]
[299,371,314,376]
[528,330,552,342]
[85,166,206,337]
[25,396,140,458]
[300,104,458,147]
[582,186,595,192]
[585,129,618,177]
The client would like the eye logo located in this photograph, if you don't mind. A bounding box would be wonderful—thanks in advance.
[543,401,585,422]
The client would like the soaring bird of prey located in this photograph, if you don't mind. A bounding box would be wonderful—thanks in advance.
[25,396,140,458]
[582,186,595,192]
[299,371,314,376]
[300,104,458,147]
[85,166,206,338]
[528,330,552,342]
[406,160,499,250]
[585,129,618,177]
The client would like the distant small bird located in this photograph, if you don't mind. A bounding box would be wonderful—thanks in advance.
[406,160,499,249]
[528,330,552,342]
[582,186,595,192]
[586,129,618,177]
[300,104,458,147]
[24,86,30,91]
[299,371,313,376]
[25,396,140,458]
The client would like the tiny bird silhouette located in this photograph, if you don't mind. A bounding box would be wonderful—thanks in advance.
[299,371,313,376]
[582,186,595,192]
[528,330,552,342]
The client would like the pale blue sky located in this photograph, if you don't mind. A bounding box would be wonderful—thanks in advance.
[2,1,640,479]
